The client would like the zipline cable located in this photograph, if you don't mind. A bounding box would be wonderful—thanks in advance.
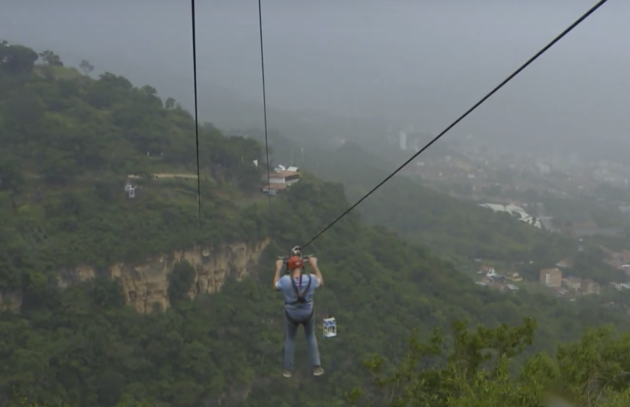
[258,0,273,208]
[300,0,609,250]
[190,0,202,227]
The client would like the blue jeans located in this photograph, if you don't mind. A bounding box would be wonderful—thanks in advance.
[284,313,321,370]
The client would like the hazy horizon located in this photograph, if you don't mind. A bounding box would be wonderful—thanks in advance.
[2,0,630,157]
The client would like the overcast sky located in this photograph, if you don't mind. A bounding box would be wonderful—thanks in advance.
[2,0,630,154]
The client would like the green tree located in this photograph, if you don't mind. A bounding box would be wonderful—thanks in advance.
[38,50,64,66]
[167,261,196,304]
[79,59,94,75]
[0,43,39,73]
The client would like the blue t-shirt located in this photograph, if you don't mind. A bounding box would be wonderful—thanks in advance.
[276,274,320,320]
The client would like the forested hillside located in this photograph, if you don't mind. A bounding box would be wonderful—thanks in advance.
[245,130,574,271]
[1,40,630,407]
[0,40,267,292]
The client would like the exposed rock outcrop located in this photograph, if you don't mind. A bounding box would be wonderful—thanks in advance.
[55,239,270,313]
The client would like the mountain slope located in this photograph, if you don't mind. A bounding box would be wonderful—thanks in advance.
[1,41,630,407]
[0,42,267,293]
[310,142,630,285]
[243,131,575,274]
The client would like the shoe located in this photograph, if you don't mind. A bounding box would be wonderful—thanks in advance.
[283,370,292,378]
[313,366,324,376]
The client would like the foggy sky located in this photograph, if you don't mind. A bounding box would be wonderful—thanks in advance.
[2,0,630,154]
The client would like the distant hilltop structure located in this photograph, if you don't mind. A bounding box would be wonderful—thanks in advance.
[261,165,300,196]
[479,203,542,229]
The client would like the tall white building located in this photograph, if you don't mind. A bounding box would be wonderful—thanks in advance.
[399,131,407,151]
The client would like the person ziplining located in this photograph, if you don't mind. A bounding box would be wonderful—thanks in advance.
[187,0,609,382]
[274,246,325,378]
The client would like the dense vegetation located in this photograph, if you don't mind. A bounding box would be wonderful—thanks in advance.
[0,40,266,292]
[1,40,630,407]
[346,318,630,407]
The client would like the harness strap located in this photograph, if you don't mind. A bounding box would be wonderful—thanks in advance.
[287,274,312,305]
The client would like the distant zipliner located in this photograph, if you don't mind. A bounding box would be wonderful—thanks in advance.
[274,246,333,378]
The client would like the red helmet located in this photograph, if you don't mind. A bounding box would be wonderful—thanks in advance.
[287,256,303,270]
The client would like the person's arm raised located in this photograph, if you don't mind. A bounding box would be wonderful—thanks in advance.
[273,259,284,290]
[308,257,324,287]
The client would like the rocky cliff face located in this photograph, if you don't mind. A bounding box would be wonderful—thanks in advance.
[56,239,270,313]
